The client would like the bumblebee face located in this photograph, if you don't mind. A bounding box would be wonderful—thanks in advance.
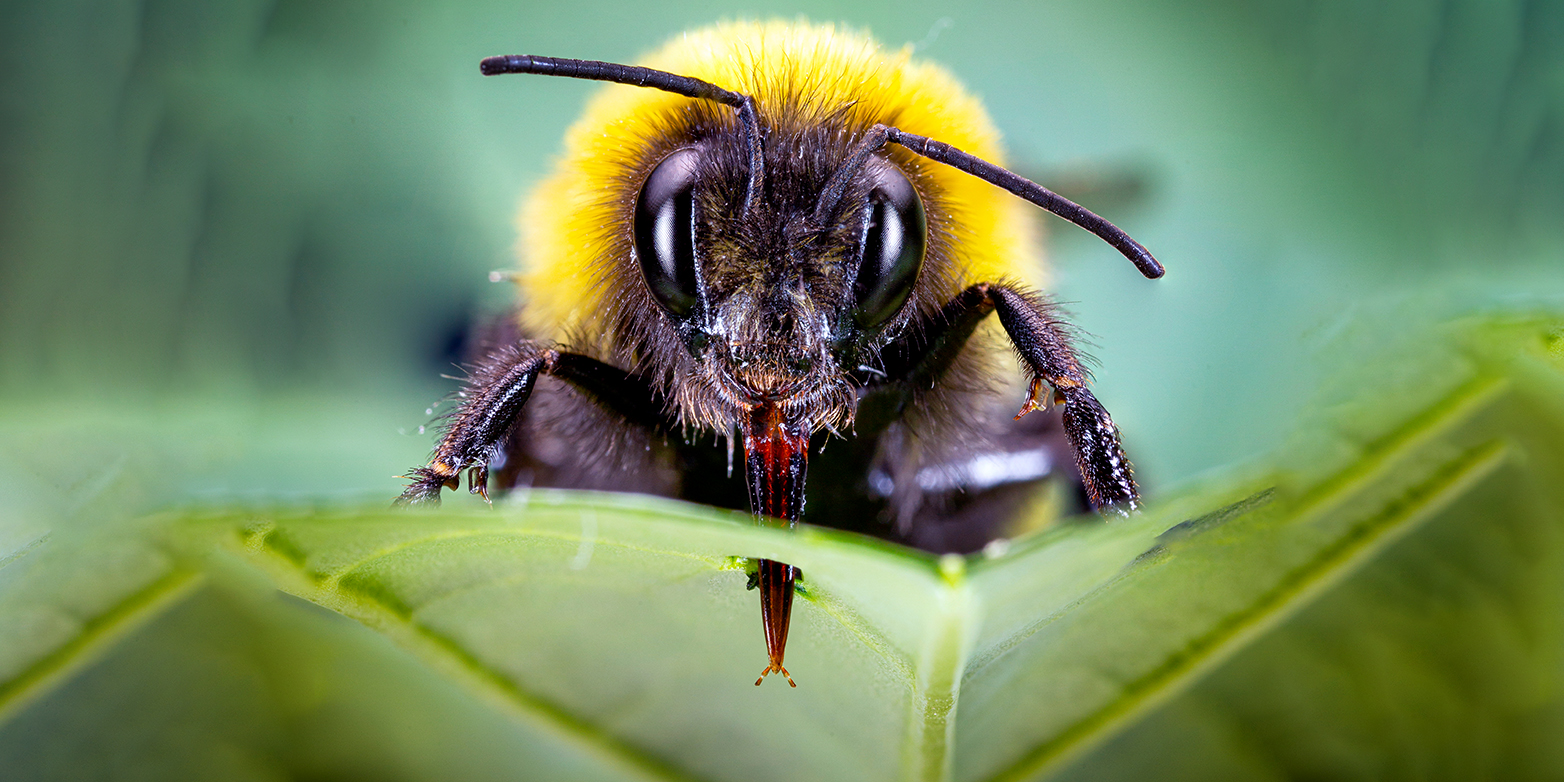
[632,123,927,427]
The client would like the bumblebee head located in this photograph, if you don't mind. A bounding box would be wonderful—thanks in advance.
[631,124,928,417]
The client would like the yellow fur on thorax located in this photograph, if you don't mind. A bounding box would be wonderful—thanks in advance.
[517,20,1040,340]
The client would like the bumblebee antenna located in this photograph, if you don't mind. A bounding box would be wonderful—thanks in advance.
[814,124,1164,279]
[480,55,1161,279]
[480,55,766,214]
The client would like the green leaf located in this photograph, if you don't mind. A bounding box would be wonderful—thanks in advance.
[1,316,1561,781]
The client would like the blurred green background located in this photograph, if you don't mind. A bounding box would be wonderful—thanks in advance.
[2,1,1564,780]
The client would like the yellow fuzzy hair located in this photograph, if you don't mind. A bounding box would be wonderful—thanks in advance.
[516,20,1041,339]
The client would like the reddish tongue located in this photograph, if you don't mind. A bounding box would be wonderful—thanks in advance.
[742,403,808,687]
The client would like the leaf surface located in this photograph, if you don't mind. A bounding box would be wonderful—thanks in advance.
[3,319,1559,781]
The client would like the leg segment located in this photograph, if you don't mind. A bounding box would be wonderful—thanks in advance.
[398,344,667,506]
[876,282,1140,512]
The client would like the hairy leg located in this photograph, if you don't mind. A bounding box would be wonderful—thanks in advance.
[872,282,1140,511]
[399,343,667,505]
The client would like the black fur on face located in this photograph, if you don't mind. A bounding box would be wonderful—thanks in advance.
[594,99,964,439]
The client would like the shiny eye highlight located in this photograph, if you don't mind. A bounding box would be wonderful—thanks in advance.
[634,149,702,318]
[852,164,926,330]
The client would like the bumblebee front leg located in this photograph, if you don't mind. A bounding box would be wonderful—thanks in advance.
[398,344,665,506]
[879,282,1139,512]
[988,284,1139,511]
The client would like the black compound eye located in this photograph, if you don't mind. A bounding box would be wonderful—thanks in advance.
[853,164,926,330]
[634,149,702,318]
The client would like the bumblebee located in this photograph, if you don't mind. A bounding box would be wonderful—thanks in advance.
[400,21,1162,687]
